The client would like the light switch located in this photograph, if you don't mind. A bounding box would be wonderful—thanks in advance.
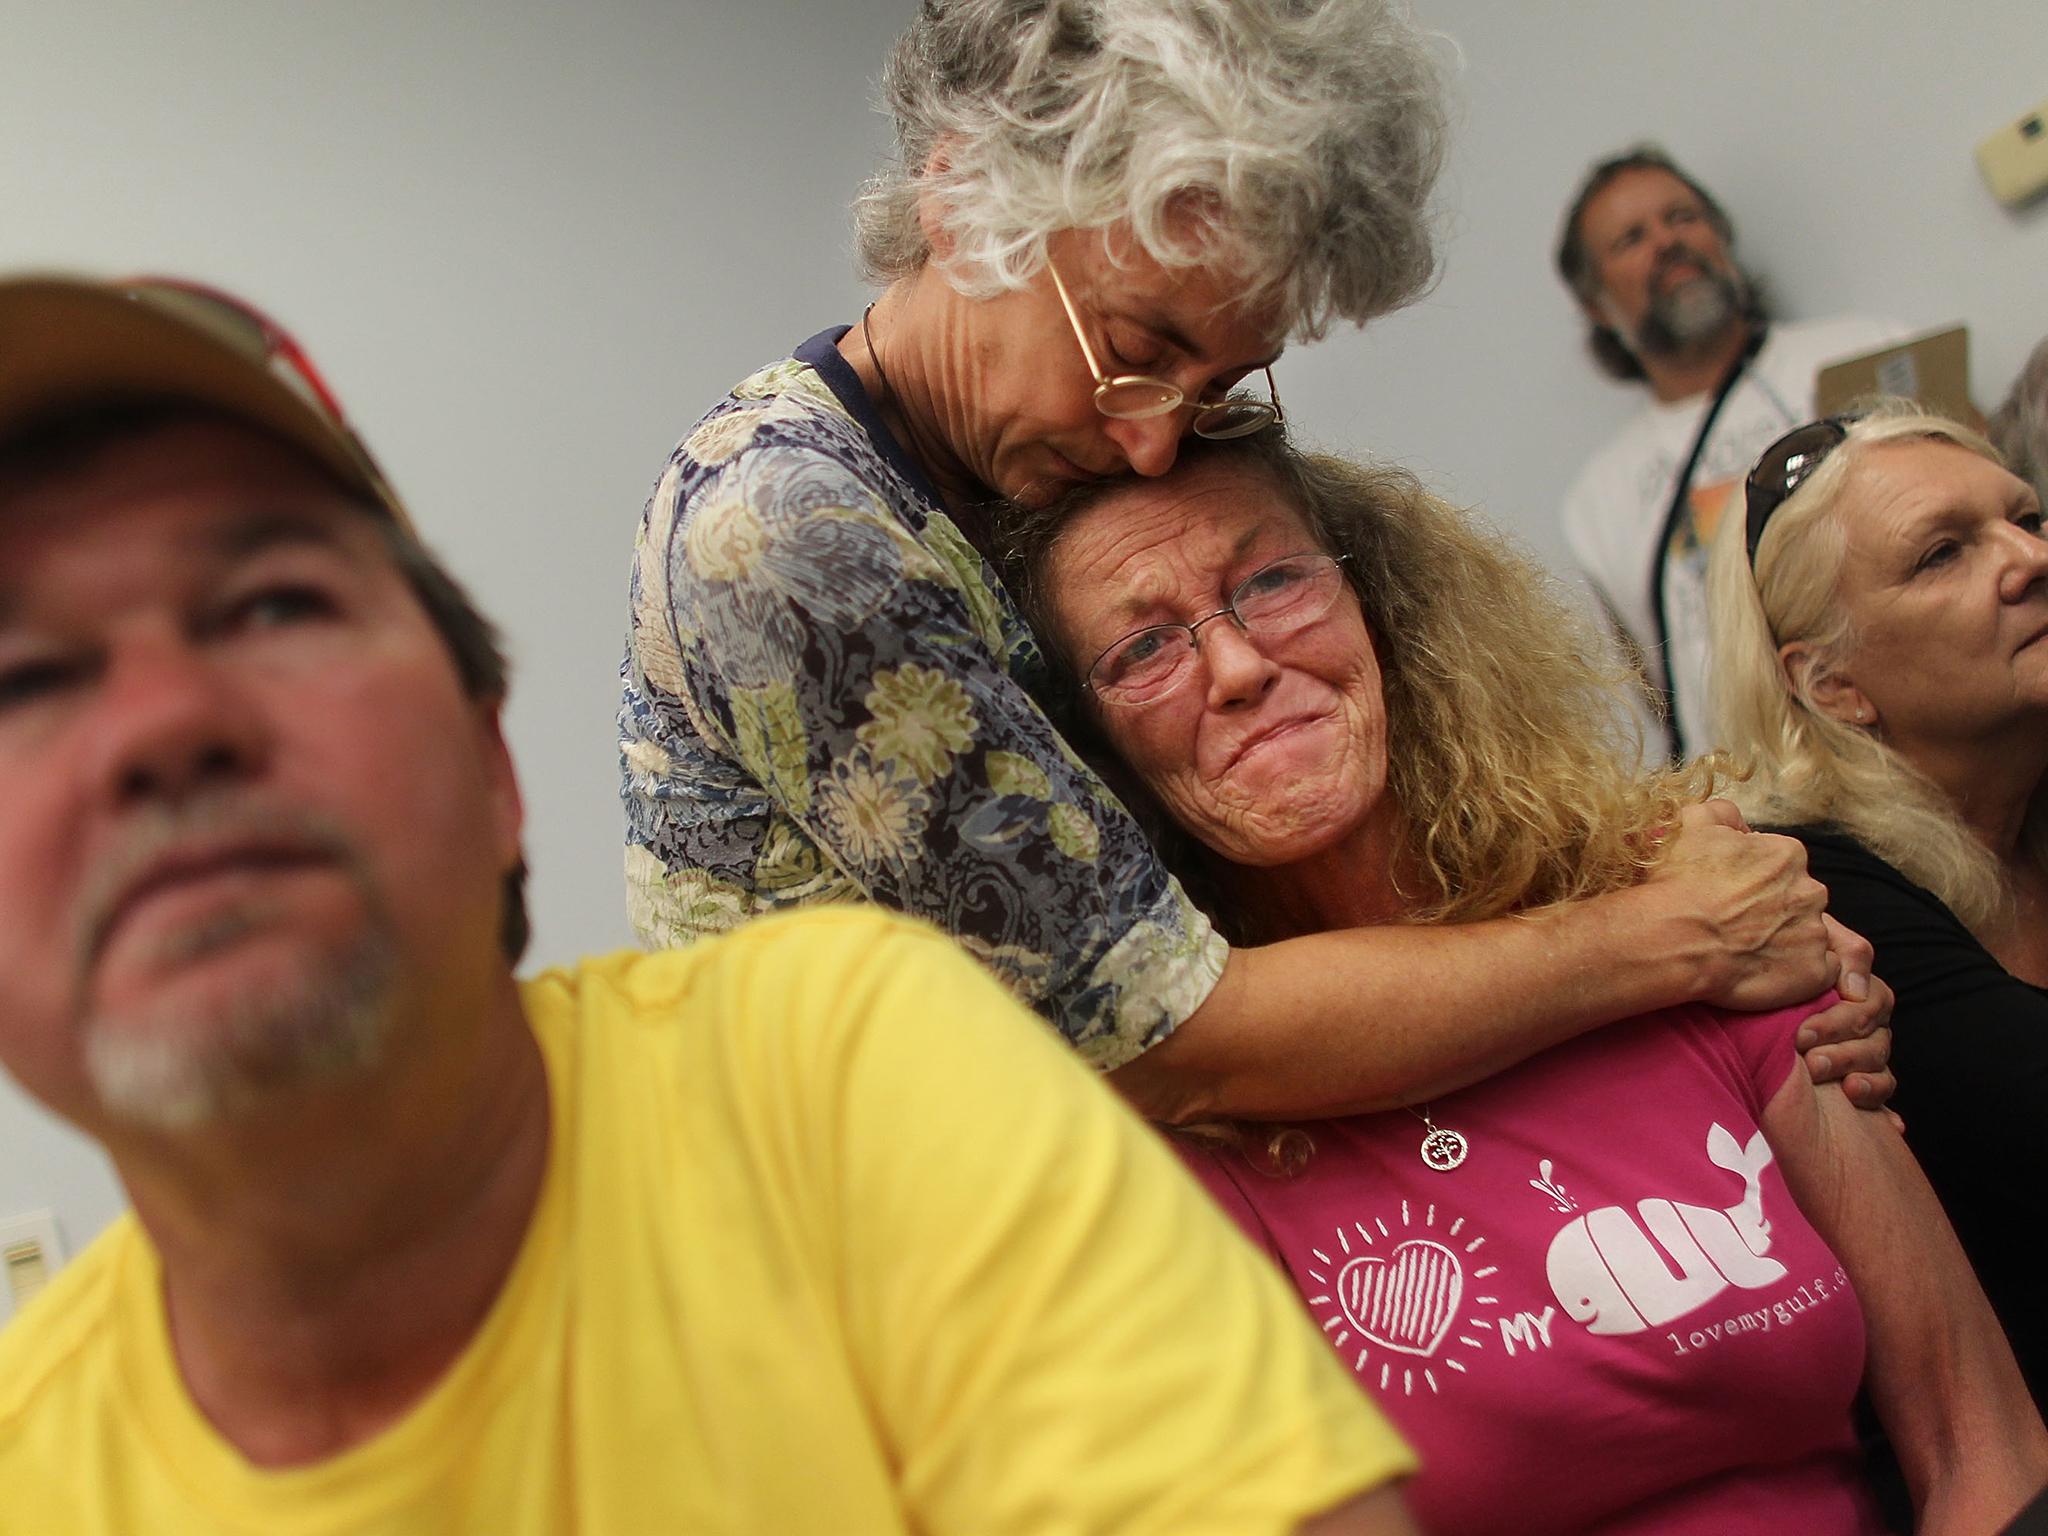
[0,1211,66,1322]
[1976,99,2048,207]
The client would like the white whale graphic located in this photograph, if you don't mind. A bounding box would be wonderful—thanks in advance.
[1545,1124,1787,1336]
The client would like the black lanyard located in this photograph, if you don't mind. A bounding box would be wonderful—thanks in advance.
[1646,324,1767,762]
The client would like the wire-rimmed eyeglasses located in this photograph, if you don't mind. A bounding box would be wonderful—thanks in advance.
[1044,256,1283,441]
[1084,553,1350,707]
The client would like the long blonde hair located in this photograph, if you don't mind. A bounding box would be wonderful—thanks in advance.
[1706,401,2048,934]
[1006,429,1699,935]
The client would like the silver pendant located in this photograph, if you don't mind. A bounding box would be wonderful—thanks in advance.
[1419,1125,1468,1172]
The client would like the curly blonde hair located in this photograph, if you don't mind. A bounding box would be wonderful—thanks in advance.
[1707,401,2048,935]
[1004,428,1697,935]
[855,0,1450,340]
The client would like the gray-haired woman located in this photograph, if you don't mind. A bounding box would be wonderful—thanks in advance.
[619,0,1888,1129]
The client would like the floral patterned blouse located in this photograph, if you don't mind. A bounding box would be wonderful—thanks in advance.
[619,328,1226,1068]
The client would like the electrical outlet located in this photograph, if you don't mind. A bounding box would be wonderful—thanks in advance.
[0,1210,66,1323]
[1976,98,2048,207]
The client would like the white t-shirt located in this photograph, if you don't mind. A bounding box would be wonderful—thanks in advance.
[1560,316,1910,760]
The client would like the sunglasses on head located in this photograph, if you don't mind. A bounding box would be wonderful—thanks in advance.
[1744,415,1858,568]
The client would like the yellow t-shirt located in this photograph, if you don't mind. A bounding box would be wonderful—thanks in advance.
[0,908,1411,1534]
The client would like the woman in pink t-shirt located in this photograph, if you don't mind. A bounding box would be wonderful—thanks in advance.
[1005,428,2047,1535]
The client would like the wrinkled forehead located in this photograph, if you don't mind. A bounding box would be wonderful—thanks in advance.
[1836,435,2022,539]
[0,417,389,617]
[1051,461,1315,608]
[5,405,368,503]
[1077,223,1292,350]
[1590,165,1704,218]
[1577,168,1718,265]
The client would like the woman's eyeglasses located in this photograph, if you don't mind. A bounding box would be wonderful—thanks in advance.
[1744,416,1855,567]
[1044,256,1282,440]
[1085,553,1349,707]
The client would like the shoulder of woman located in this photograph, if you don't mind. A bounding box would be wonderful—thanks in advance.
[671,371,870,482]
[1760,822,1934,899]
[1671,997,1824,1115]
[1756,820,1866,858]
[1778,825,1973,939]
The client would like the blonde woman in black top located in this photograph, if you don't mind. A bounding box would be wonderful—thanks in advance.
[1710,401,2048,1401]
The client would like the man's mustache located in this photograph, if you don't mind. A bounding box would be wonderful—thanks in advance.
[1653,248,1710,283]
[74,798,363,975]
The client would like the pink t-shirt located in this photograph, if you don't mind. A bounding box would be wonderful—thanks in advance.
[1179,1001,1883,1536]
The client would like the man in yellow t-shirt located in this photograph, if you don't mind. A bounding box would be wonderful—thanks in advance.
[0,272,1416,1534]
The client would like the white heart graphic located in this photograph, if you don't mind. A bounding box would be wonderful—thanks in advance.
[1336,1239,1463,1357]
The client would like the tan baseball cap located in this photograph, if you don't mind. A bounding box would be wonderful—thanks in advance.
[0,272,410,530]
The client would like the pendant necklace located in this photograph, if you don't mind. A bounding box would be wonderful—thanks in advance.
[861,302,895,410]
[1410,1104,1468,1172]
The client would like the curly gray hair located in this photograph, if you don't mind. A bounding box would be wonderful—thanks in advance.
[854,0,1451,340]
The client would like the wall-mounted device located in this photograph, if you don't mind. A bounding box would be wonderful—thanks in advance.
[0,1210,66,1323]
[1977,98,2048,207]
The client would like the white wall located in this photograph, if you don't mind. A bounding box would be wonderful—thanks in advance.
[2,0,2044,1254]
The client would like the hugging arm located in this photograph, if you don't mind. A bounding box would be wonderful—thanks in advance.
[1763,1055,2048,1533]
[648,439,1887,1123]
[1116,802,1890,1122]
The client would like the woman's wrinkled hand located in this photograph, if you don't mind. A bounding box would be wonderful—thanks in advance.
[1797,918,1899,1116]
[1650,799,1835,1007]
[1652,801,1898,1117]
